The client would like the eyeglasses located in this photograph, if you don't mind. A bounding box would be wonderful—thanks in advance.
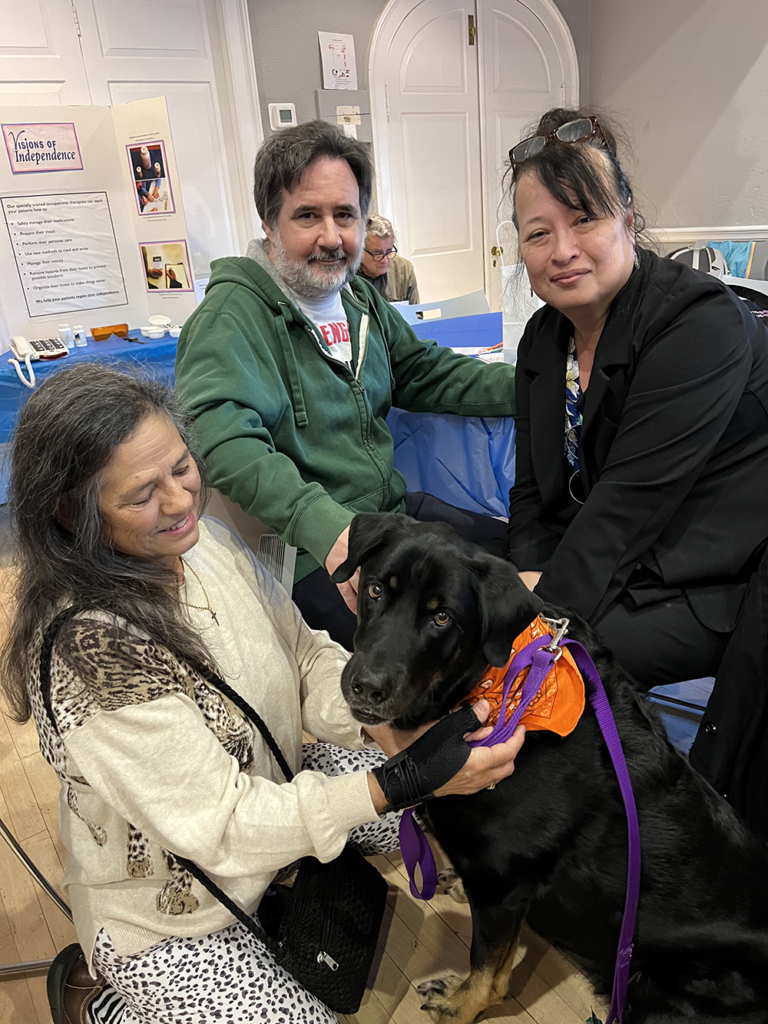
[509,116,605,174]
[364,246,397,262]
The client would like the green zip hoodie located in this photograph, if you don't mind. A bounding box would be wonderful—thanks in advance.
[175,244,515,582]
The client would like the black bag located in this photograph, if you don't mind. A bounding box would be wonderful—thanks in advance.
[39,608,387,1015]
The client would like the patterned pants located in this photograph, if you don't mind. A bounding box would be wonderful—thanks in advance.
[89,743,400,1024]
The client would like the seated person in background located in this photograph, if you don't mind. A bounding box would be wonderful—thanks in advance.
[357,214,420,303]
[503,107,768,690]
[1,363,524,1024]
[176,119,516,650]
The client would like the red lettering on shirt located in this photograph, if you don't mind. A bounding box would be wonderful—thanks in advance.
[320,321,349,347]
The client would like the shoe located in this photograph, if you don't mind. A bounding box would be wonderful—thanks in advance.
[47,943,106,1024]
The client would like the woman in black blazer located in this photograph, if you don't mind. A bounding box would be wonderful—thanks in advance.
[505,108,768,688]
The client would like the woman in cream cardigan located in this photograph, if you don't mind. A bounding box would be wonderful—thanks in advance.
[1,364,523,1024]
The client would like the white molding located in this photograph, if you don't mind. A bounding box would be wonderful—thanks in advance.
[213,0,264,246]
[654,225,768,245]
[522,0,579,104]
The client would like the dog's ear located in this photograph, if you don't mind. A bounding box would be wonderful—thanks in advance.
[471,553,543,666]
[330,513,415,582]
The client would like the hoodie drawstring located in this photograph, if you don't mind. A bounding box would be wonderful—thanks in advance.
[276,304,309,428]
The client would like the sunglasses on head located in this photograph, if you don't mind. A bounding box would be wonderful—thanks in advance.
[509,116,605,174]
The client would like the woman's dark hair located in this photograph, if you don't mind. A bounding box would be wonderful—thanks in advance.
[510,107,645,237]
[0,363,212,722]
[253,119,373,229]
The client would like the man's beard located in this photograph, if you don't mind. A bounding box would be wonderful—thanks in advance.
[269,231,362,300]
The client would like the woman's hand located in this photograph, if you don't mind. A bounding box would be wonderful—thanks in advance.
[365,699,526,814]
[364,720,434,758]
[433,723,526,796]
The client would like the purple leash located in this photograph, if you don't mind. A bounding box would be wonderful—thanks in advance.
[398,623,641,1024]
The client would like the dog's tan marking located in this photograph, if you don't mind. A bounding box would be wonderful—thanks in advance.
[426,597,440,611]
[418,937,519,1023]
[389,575,398,589]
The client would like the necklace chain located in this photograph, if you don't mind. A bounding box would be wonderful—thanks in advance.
[180,558,219,626]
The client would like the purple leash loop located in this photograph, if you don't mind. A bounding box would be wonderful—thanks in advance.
[398,625,641,1024]
[398,635,560,899]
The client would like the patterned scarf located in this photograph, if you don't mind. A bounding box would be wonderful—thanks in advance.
[564,336,583,471]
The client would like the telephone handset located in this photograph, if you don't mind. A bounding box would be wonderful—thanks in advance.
[8,335,69,389]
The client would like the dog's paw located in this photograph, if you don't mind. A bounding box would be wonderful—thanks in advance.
[417,972,464,1020]
[436,869,468,903]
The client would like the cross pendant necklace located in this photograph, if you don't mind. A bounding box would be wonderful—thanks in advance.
[180,558,220,626]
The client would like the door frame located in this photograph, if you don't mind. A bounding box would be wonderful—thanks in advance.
[369,0,578,297]
[209,0,265,250]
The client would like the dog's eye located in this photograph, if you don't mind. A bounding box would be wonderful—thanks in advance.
[368,583,383,600]
[434,611,451,626]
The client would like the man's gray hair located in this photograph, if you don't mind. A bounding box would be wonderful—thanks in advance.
[366,214,395,239]
[253,120,373,229]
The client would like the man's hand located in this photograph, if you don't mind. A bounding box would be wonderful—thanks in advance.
[519,570,542,592]
[325,525,359,614]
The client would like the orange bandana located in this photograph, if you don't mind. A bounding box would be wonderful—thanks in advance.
[461,616,585,737]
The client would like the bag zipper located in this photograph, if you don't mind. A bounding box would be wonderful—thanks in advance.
[316,862,340,971]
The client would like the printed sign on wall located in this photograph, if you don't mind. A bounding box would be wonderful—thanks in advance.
[1,192,127,316]
[2,122,84,174]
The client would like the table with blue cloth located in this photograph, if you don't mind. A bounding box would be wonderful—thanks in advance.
[387,311,515,518]
[0,315,515,513]
[0,332,178,502]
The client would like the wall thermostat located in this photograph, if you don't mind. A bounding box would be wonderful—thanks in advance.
[268,103,298,130]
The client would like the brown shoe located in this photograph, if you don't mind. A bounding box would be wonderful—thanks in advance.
[47,944,106,1024]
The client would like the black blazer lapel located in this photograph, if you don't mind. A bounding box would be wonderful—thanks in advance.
[579,282,640,490]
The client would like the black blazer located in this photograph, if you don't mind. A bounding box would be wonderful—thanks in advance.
[507,248,768,631]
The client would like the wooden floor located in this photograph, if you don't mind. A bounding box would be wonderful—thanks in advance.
[0,559,606,1024]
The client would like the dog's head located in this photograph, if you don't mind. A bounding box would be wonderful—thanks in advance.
[332,513,542,728]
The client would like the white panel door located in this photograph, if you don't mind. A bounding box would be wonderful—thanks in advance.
[371,0,577,308]
[0,0,91,105]
[74,0,250,278]
[377,1,485,302]
[478,0,577,310]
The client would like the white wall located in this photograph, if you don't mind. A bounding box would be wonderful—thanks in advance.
[248,0,590,136]
[247,0,388,131]
[589,0,768,229]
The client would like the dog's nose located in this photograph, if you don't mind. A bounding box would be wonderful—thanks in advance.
[350,671,390,707]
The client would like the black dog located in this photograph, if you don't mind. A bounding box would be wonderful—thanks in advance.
[333,514,768,1024]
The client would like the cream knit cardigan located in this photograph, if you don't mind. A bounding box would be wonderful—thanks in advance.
[28,518,378,968]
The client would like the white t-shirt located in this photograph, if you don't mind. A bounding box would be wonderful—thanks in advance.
[291,289,353,366]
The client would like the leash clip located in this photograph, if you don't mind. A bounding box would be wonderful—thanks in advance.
[540,616,570,660]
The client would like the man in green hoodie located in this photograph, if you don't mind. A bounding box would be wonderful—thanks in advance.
[176,120,515,648]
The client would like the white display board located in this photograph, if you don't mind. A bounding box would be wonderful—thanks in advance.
[0,97,197,350]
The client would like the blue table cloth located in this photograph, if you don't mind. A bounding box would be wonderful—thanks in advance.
[0,332,178,500]
[0,314,515,516]
[388,311,515,518]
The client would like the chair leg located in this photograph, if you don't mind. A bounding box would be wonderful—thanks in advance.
[0,814,73,983]
[0,816,72,922]
[0,959,54,977]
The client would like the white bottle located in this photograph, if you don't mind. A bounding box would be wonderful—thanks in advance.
[72,325,87,347]
[58,324,74,349]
